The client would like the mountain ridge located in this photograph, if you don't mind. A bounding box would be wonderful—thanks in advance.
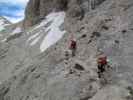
[0,0,133,100]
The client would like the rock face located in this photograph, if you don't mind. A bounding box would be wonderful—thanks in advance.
[0,0,133,100]
[24,0,106,28]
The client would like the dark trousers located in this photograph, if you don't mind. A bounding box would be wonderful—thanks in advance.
[98,64,106,78]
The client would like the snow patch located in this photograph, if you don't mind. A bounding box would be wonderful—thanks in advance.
[27,32,40,42]
[30,36,41,46]
[0,27,5,32]
[1,38,7,42]
[0,17,11,32]
[0,19,5,31]
[35,12,60,29]
[11,27,22,35]
[27,12,66,52]
[40,12,66,52]
[0,19,4,26]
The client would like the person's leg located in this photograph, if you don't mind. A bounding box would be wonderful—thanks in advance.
[65,51,69,60]
[72,48,76,57]
[90,0,95,9]
[101,64,105,73]
[98,64,102,78]
[98,71,101,78]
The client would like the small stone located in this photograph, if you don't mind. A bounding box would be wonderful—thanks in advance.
[102,25,109,30]
[74,63,85,71]
[81,34,87,38]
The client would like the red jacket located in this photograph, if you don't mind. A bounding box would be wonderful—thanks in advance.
[69,40,77,49]
[97,56,107,65]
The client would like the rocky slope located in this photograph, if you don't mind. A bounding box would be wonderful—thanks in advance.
[0,0,133,100]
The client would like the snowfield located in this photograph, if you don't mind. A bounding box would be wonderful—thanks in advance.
[0,19,6,32]
[30,36,41,46]
[27,32,41,43]
[28,12,66,52]
[40,12,66,52]
[11,27,22,35]
[0,17,10,32]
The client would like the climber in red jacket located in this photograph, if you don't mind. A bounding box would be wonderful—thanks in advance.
[69,38,77,57]
[97,52,108,78]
